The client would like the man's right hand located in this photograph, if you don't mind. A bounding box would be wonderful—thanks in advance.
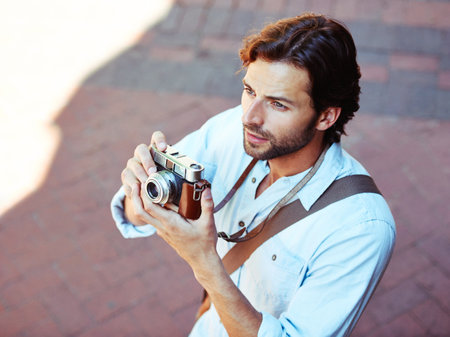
[120,131,168,225]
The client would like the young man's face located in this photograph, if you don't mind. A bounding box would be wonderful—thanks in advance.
[241,58,319,160]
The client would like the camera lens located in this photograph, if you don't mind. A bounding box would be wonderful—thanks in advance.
[144,170,183,205]
[147,182,160,199]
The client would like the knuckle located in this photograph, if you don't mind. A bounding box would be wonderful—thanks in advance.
[134,144,147,157]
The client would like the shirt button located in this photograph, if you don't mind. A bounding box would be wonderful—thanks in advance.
[272,254,277,261]
[239,221,245,227]
[251,177,256,183]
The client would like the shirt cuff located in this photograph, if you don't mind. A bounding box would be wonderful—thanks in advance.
[257,311,282,337]
[110,186,156,238]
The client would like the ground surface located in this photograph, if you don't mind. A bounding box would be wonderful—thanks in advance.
[0,0,449,336]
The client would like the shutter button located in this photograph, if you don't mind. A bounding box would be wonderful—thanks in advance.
[272,254,277,261]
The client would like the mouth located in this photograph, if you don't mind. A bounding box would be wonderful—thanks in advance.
[245,129,269,144]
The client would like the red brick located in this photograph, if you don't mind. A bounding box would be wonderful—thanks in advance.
[40,284,92,335]
[1,267,62,307]
[78,230,119,263]
[172,301,200,335]
[12,234,77,273]
[201,36,242,54]
[351,309,378,336]
[284,0,308,16]
[22,318,61,337]
[150,46,196,63]
[0,300,49,337]
[141,265,202,313]
[334,0,385,21]
[261,0,287,14]
[369,279,428,324]
[417,234,450,275]
[407,2,450,29]
[55,251,106,301]
[0,252,21,288]
[415,266,450,312]
[369,313,427,337]
[308,0,335,15]
[383,1,450,29]
[78,312,142,337]
[84,276,151,321]
[438,70,450,90]
[130,297,185,336]
[95,247,161,287]
[237,0,259,11]
[360,64,389,83]
[412,299,450,336]
[381,246,432,290]
[389,53,439,72]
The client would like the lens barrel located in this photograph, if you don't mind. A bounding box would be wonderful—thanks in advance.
[144,170,182,205]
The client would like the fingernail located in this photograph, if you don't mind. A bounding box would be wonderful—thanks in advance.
[158,142,166,149]
[148,167,157,174]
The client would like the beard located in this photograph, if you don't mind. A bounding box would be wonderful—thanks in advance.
[243,116,318,160]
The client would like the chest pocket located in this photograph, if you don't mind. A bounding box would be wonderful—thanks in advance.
[239,235,305,318]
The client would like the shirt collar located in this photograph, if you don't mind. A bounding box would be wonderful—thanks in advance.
[298,142,344,210]
[281,143,343,211]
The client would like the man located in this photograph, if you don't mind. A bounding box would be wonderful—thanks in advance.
[111,13,395,336]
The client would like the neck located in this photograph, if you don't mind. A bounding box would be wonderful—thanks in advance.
[267,133,326,185]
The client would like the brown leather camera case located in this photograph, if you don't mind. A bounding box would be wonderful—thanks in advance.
[178,180,210,220]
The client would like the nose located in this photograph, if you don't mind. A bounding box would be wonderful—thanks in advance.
[242,98,264,126]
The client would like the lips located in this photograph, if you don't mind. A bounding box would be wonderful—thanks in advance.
[245,129,268,144]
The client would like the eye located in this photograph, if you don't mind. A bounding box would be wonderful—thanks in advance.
[271,101,288,111]
[244,86,255,97]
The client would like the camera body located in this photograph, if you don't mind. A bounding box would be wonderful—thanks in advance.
[144,145,209,220]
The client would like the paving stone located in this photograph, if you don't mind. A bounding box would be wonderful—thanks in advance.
[415,266,450,312]
[368,279,428,324]
[78,312,143,337]
[203,7,233,35]
[40,284,92,336]
[411,299,450,336]
[2,1,450,336]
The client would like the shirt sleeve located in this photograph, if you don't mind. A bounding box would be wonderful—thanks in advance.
[257,219,396,337]
[110,186,156,238]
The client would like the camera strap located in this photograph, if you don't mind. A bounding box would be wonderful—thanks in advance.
[216,144,329,242]
[196,166,381,320]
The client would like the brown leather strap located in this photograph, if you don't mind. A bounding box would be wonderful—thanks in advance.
[213,158,258,213]
[197,174,381,319]
[221,174,381,275]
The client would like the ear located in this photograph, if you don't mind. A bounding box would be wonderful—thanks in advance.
[316,107,341,131]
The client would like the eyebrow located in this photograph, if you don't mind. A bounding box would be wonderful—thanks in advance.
[242,79,295,106]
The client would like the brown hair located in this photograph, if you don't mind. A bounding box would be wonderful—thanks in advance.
[239,13,361,144]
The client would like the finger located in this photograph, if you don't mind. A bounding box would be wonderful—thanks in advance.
[139,184,173,223]
[121,168,139,198]
[134,144,157,175]
[151,131,167,151]
[126,157,149,183]
[131,184,162,228]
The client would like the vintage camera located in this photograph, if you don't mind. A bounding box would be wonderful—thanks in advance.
[144,145,209,220]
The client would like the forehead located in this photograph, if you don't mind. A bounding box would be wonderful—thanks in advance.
[243,59,311,100]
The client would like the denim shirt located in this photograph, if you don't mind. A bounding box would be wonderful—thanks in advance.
[111,105,396,337]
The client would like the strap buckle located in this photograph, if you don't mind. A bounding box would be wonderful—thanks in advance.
[193,181,210,201]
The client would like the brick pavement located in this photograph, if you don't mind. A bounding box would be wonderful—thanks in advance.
[1,0,449,336]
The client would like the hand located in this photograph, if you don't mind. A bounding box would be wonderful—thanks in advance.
[131,184,219,270]
[121,131,168,199]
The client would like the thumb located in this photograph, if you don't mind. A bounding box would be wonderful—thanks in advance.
[198,188,214,222]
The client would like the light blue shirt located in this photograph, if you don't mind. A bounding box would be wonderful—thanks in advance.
[111,105,396,337]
